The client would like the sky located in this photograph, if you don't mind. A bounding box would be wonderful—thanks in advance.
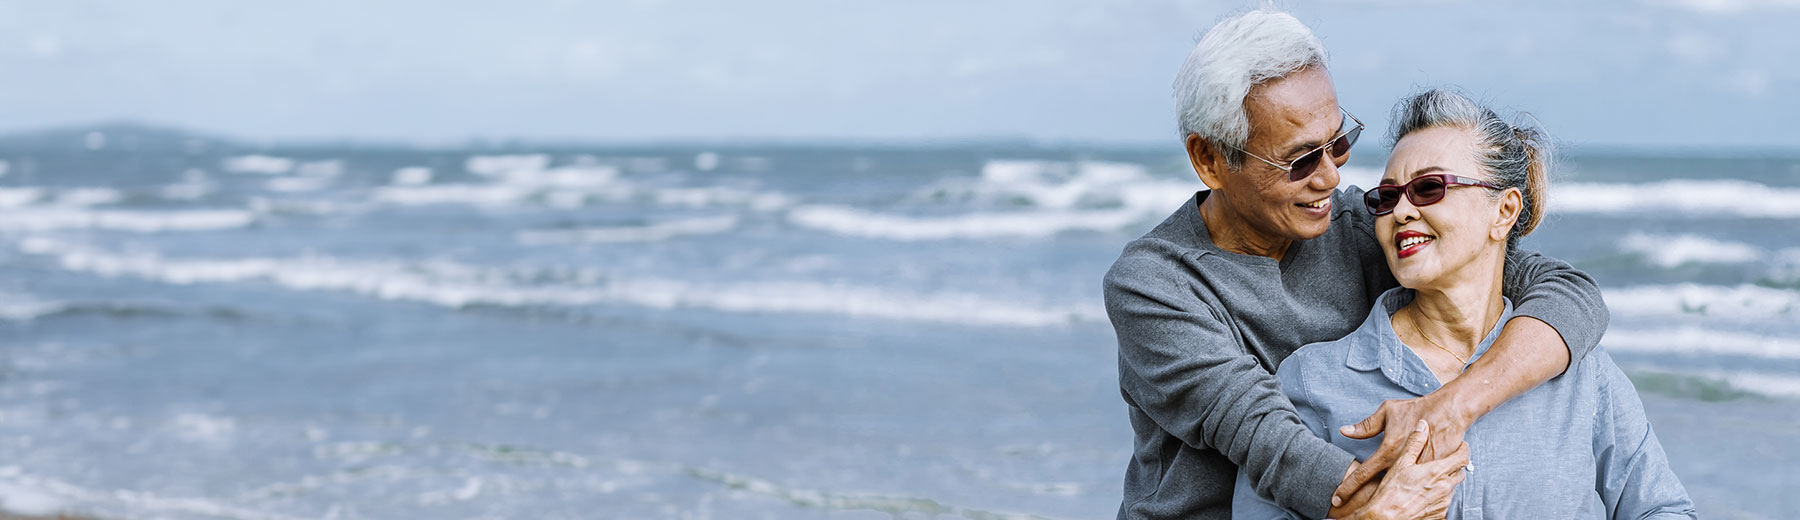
[0,0,1795,148]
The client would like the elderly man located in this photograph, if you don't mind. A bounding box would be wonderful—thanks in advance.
[1103,8,1608,520]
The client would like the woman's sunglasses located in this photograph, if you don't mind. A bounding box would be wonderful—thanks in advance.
[1234,108,1363,183]
[1362,173,1503,215]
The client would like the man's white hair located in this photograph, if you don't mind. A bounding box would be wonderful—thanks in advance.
[1173,8,1328,170]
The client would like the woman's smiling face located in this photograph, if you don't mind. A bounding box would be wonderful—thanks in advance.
[1377,125,1520,290]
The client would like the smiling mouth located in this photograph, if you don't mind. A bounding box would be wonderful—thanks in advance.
[1396,233,1436,258]
[1296,198,1329,209]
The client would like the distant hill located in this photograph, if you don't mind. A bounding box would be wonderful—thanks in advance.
[0,121,245,152]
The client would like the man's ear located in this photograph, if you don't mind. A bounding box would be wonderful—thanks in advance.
[1491,187,1523,241]
[1186,133,1227,190]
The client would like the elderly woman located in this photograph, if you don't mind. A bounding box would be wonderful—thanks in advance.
[1230,89,1697,519]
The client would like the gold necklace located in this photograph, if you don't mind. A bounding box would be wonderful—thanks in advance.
[1404,308,1469,366]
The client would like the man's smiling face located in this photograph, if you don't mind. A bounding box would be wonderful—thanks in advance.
[1224,65,1348,242]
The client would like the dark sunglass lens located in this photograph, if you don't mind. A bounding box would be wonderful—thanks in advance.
[1288,150,1321,182]
[1333,127,1361,157]
[1409,176,1448,205]
[1365,186,1399,214]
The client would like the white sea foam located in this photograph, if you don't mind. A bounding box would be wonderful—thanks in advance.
[789,205,1141,240]
[1618,232,1763,267]
[465,154,550,177]
[0,188,44,207]
[1605,283,1799,321]
[372,162,790,212]
[0,208,255,232]
[0,187,121,208]
[0,292,63,321]
[1604,327,1800,360]
[21,240,1102,327]
[1702,370,1800,399]
[373,163,624,207]
[797,159,1193,240]
[371,183,538,206]
[653,186,791,211]
[1554,180,1800,218]
[170,413,237,444]
[221,155,295,175]
[264,176,333,193]
[0,465,306,520]
[694,152,720,171]
[938,159,1190,210]
[391,167,434,186]
[517,216,739,245]
[54,188,123,207]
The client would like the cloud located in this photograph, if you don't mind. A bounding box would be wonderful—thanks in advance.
[26,35,60,58]
[1653,0,1800,14]
[1663,32,1726,62]
[1723,68,1771,96]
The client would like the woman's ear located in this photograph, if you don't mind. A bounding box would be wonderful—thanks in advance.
[1492,187,1523,241]
[1187,134,1227,190]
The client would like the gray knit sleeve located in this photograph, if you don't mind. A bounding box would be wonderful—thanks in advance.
[1105,253,1354,519]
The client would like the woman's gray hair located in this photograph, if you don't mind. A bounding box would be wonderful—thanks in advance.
[1173,8,1327,170]
[1387,88,1554,250]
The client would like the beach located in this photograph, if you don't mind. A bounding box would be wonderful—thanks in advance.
[0,137,1793,518]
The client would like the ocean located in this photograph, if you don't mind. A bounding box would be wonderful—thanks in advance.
[0,134,1793,519]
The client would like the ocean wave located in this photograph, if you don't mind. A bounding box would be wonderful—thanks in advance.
[788,205,1141,241]
[390,167,433,186]
[0,294,245,323]
[221,155,295,175]
[0,188,43,207]
[1605,283,1798,321]
[1617,232,1763,267]
[370,164,790,212]
[921,159,1191,211]
[0,465,305,520]
[20,240,1102,327]
[789,159,1194,240]
[1624,368,1800,401]
[370,183,541,206]
[517,216,739,245]
[1604,327,1800,360]
[465,154,551,177]
[0,208,255,232]
[264,176,334,193]
[685,466,1053,519]
[0,187,125,209]
[1554,180,1800,218]
[0,292,65,321]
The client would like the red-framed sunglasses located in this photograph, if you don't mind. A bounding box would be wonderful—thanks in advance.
[1362,173,1503,215]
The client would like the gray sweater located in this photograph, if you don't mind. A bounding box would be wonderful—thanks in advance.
[1103,188,1608,520]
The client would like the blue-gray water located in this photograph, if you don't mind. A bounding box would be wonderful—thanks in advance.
[0,139,1794,519]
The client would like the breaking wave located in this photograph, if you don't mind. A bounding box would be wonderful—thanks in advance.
[19,239,1102,327]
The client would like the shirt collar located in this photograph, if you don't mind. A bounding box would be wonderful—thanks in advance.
[1345,287,1515,396]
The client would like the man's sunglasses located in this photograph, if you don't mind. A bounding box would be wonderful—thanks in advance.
[1233,107,1363,182]
[1362,173,1503,215]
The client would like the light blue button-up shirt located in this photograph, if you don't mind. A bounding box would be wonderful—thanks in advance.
[1232,287,1696,519]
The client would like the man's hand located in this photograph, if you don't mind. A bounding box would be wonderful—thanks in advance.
[1330,392,1474,506]
[1326,461,1378,518]
[1333,420,1468,520]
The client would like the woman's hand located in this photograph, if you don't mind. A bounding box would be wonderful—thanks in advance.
[1332,420,1468,520]
[1332,391,1475,505]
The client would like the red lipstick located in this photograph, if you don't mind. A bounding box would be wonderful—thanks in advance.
[1394,230,1434,259]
